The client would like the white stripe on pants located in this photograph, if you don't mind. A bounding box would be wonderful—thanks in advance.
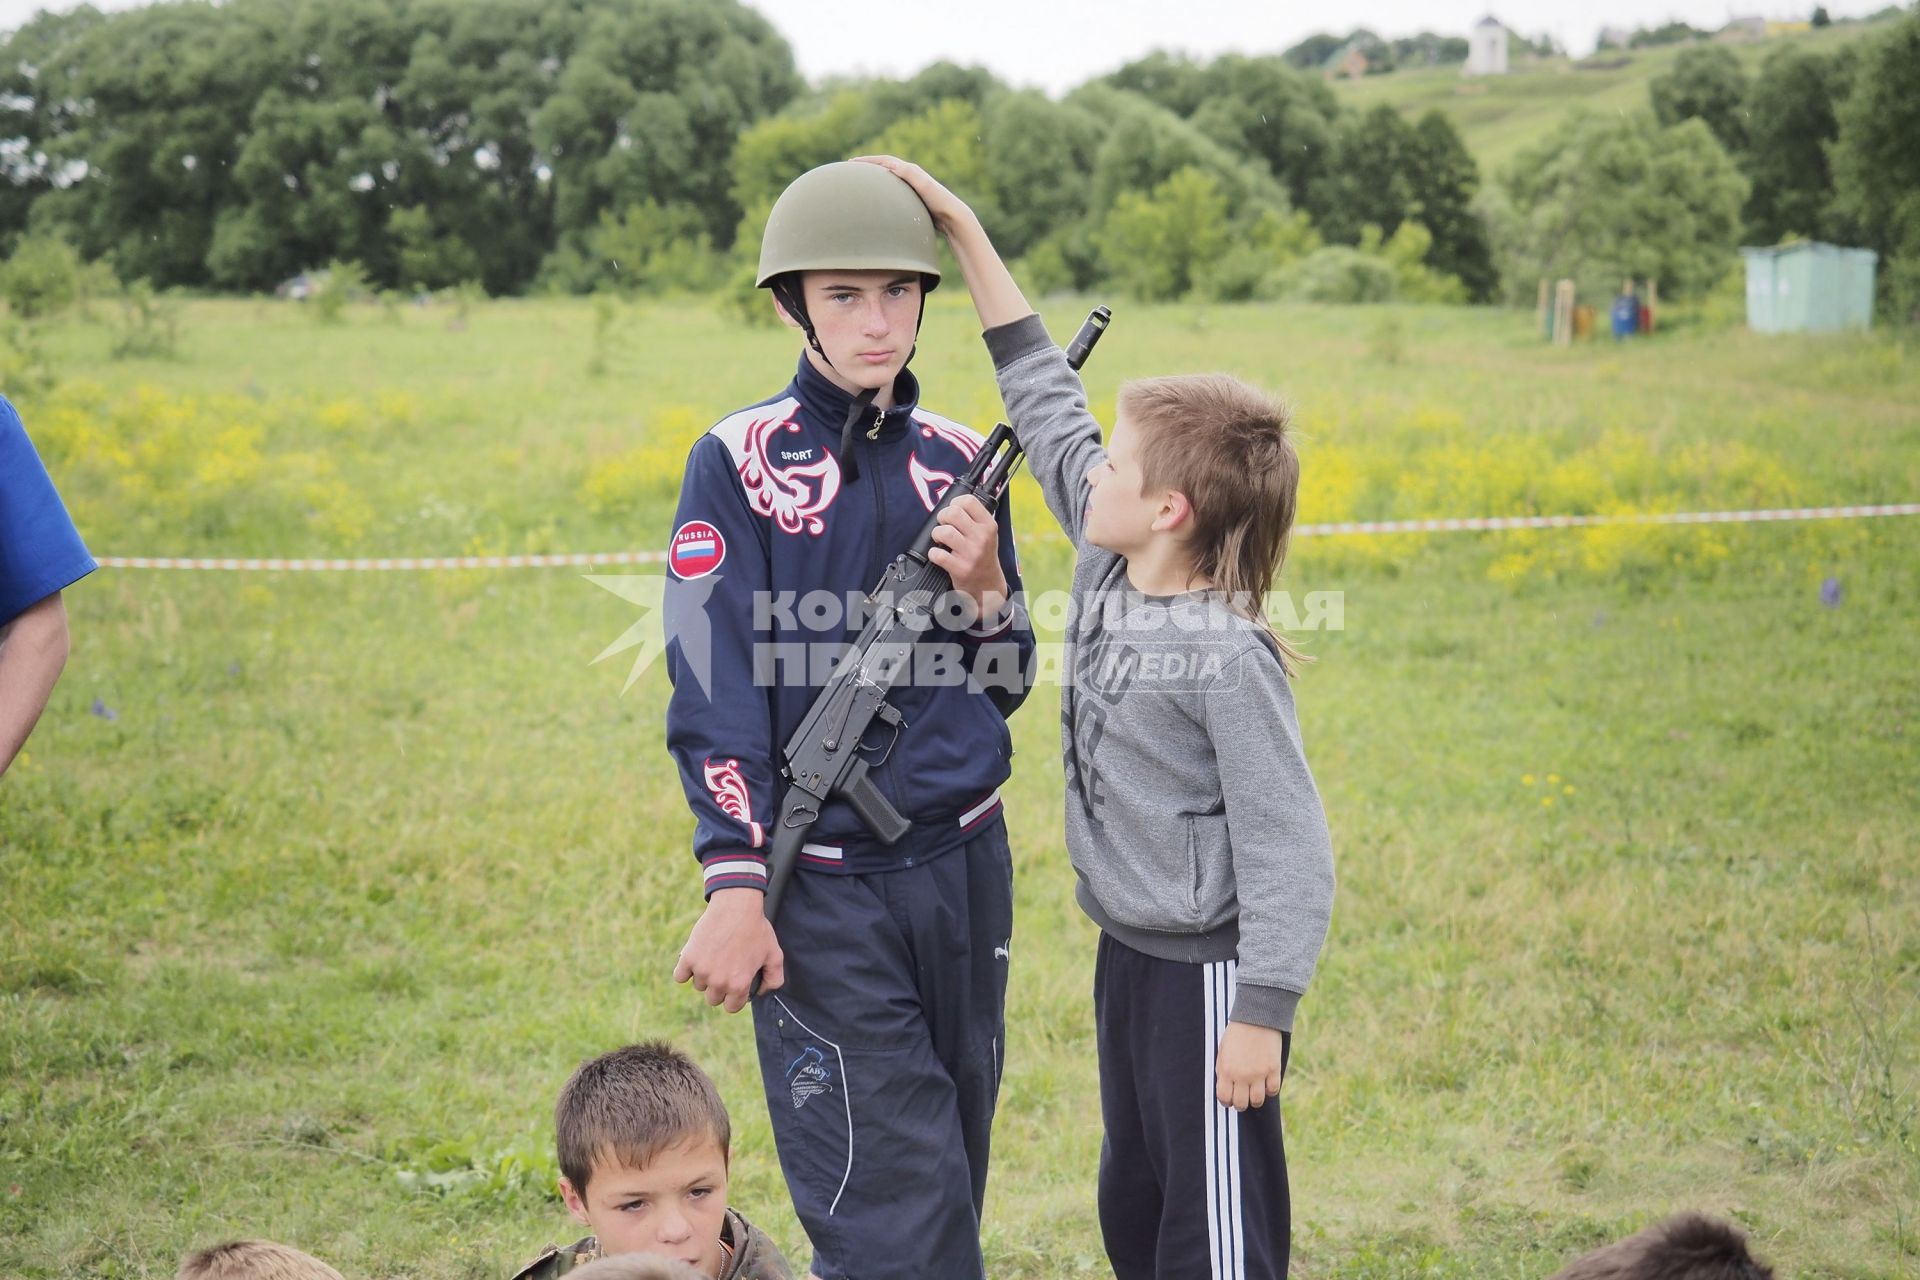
[1205,958,1245,1280]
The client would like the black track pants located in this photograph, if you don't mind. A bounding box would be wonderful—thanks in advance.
[1095,932,1293,1280]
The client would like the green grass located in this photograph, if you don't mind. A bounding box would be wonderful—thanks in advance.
[1331,18,1900,178]
[1,296,1916,1279]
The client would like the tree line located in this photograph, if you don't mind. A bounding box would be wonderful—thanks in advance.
[0,0,1496,305]
[1641,20,1920,318]
[1477,9,1919,317]
[1,0,1915,316]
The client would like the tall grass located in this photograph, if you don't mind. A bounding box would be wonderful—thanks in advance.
[2,296,1915,1278]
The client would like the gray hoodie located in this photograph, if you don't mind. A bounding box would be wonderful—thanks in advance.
[986,314,1336,1031]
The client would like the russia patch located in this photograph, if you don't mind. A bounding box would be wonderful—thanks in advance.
[670,519,726,579]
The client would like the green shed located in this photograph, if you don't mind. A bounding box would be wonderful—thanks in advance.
[1741,241,1877,333]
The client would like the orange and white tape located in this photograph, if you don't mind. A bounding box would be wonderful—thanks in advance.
[1297,503,1920,537]
[95,550,673,571]
[93,503,1920,571]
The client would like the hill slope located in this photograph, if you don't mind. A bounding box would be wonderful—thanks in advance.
[1329,18,1898,178]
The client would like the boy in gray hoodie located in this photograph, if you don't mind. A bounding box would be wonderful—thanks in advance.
[861,155,1335,1280]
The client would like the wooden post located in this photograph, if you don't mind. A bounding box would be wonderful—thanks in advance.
[1553,278,1575,347]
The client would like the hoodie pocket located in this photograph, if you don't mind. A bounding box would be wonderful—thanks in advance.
[1184,812,1235,931]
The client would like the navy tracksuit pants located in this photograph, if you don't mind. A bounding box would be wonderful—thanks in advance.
[750,821,1013,1280]
[1096,932,1293,1280]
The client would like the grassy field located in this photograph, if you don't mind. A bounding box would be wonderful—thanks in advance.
[1,294,1917,1279]
[1330,18,1898,178]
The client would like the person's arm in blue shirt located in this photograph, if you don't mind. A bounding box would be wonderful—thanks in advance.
[0,396,95,778]
[0,591,71,776]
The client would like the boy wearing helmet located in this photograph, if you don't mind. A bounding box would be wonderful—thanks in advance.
[663,162,1035,1279]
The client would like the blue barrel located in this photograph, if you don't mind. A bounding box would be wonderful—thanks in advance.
[1611,294,1639,338]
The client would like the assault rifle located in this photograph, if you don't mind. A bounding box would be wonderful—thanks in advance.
[752,306,1112,985]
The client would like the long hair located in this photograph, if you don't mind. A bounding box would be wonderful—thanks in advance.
[1123,373,1306,675]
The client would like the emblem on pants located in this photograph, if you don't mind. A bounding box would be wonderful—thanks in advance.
[786,1046,834,1110]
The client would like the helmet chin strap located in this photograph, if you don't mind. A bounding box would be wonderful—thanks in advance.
[771,276,830,367]
[772,275,929,485]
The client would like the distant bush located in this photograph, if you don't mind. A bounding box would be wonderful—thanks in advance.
[0,234,114,320]
[311,260,370,325]
[108,280,182,360]
[1277,247,1398,303]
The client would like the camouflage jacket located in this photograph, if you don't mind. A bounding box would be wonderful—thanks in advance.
[509,1208,794,1280]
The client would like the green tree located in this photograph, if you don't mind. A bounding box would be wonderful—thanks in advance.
[860,100,1002,240]
[1281,33,1345,70]
[1481,110,1748,301]
[0,0,805,295]
[728,92,875,228]
[311,258,369,324]
[531,0,799,251]
[1379,222,1468,303]
[1742,44,1850,243]
[0,7,110,252]
[1191,207,1321,301]
[979,93,1104,259]
[390,206,483,291]
[590,201,723,292]
[855,62,1006,127]
[209,88,410,290]
[1304,105,1419,244]
[1099,51,1212,116]
[26,0,295,286]
[1830,11,1920,319]
[1095,166,1231,300]
[1070,86,1285,222]
[1391,33,1470,65]
[0,233,86,318]
[1187,57,1339,210]
[1274,247,1397,303]
[1405,111,1499,301]
[1095,53,1338,215]
[386,1,582,295]
[1649,45,1751,153]
[1630,22,1708,48]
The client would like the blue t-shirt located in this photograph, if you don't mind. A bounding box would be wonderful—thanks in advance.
[0,396,96,627]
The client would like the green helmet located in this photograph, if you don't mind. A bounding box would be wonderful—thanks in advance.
[756,161,941,291]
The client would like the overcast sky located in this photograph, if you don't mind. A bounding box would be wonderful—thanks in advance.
[0,0,1900,93]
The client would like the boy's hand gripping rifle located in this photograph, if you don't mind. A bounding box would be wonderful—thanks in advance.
[751,306,1112,991]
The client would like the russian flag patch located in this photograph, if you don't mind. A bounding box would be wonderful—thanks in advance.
[670,519,727,579]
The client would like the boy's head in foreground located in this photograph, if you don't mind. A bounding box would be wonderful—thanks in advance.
[1093,374,1303,665]
[176,1240,344,1280]
[1549,1213,1775,1280]
[567,1254,708,1280]
[556,1042,733,1278]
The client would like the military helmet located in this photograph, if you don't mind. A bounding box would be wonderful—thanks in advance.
[756,161,942,290]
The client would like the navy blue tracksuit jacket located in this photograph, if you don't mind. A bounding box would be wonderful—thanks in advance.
[663,356,1036,893]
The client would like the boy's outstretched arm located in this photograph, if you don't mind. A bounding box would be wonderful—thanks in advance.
[855,155,1110,552]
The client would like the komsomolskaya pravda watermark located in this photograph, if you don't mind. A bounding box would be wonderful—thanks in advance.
[589,575,1343,697]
